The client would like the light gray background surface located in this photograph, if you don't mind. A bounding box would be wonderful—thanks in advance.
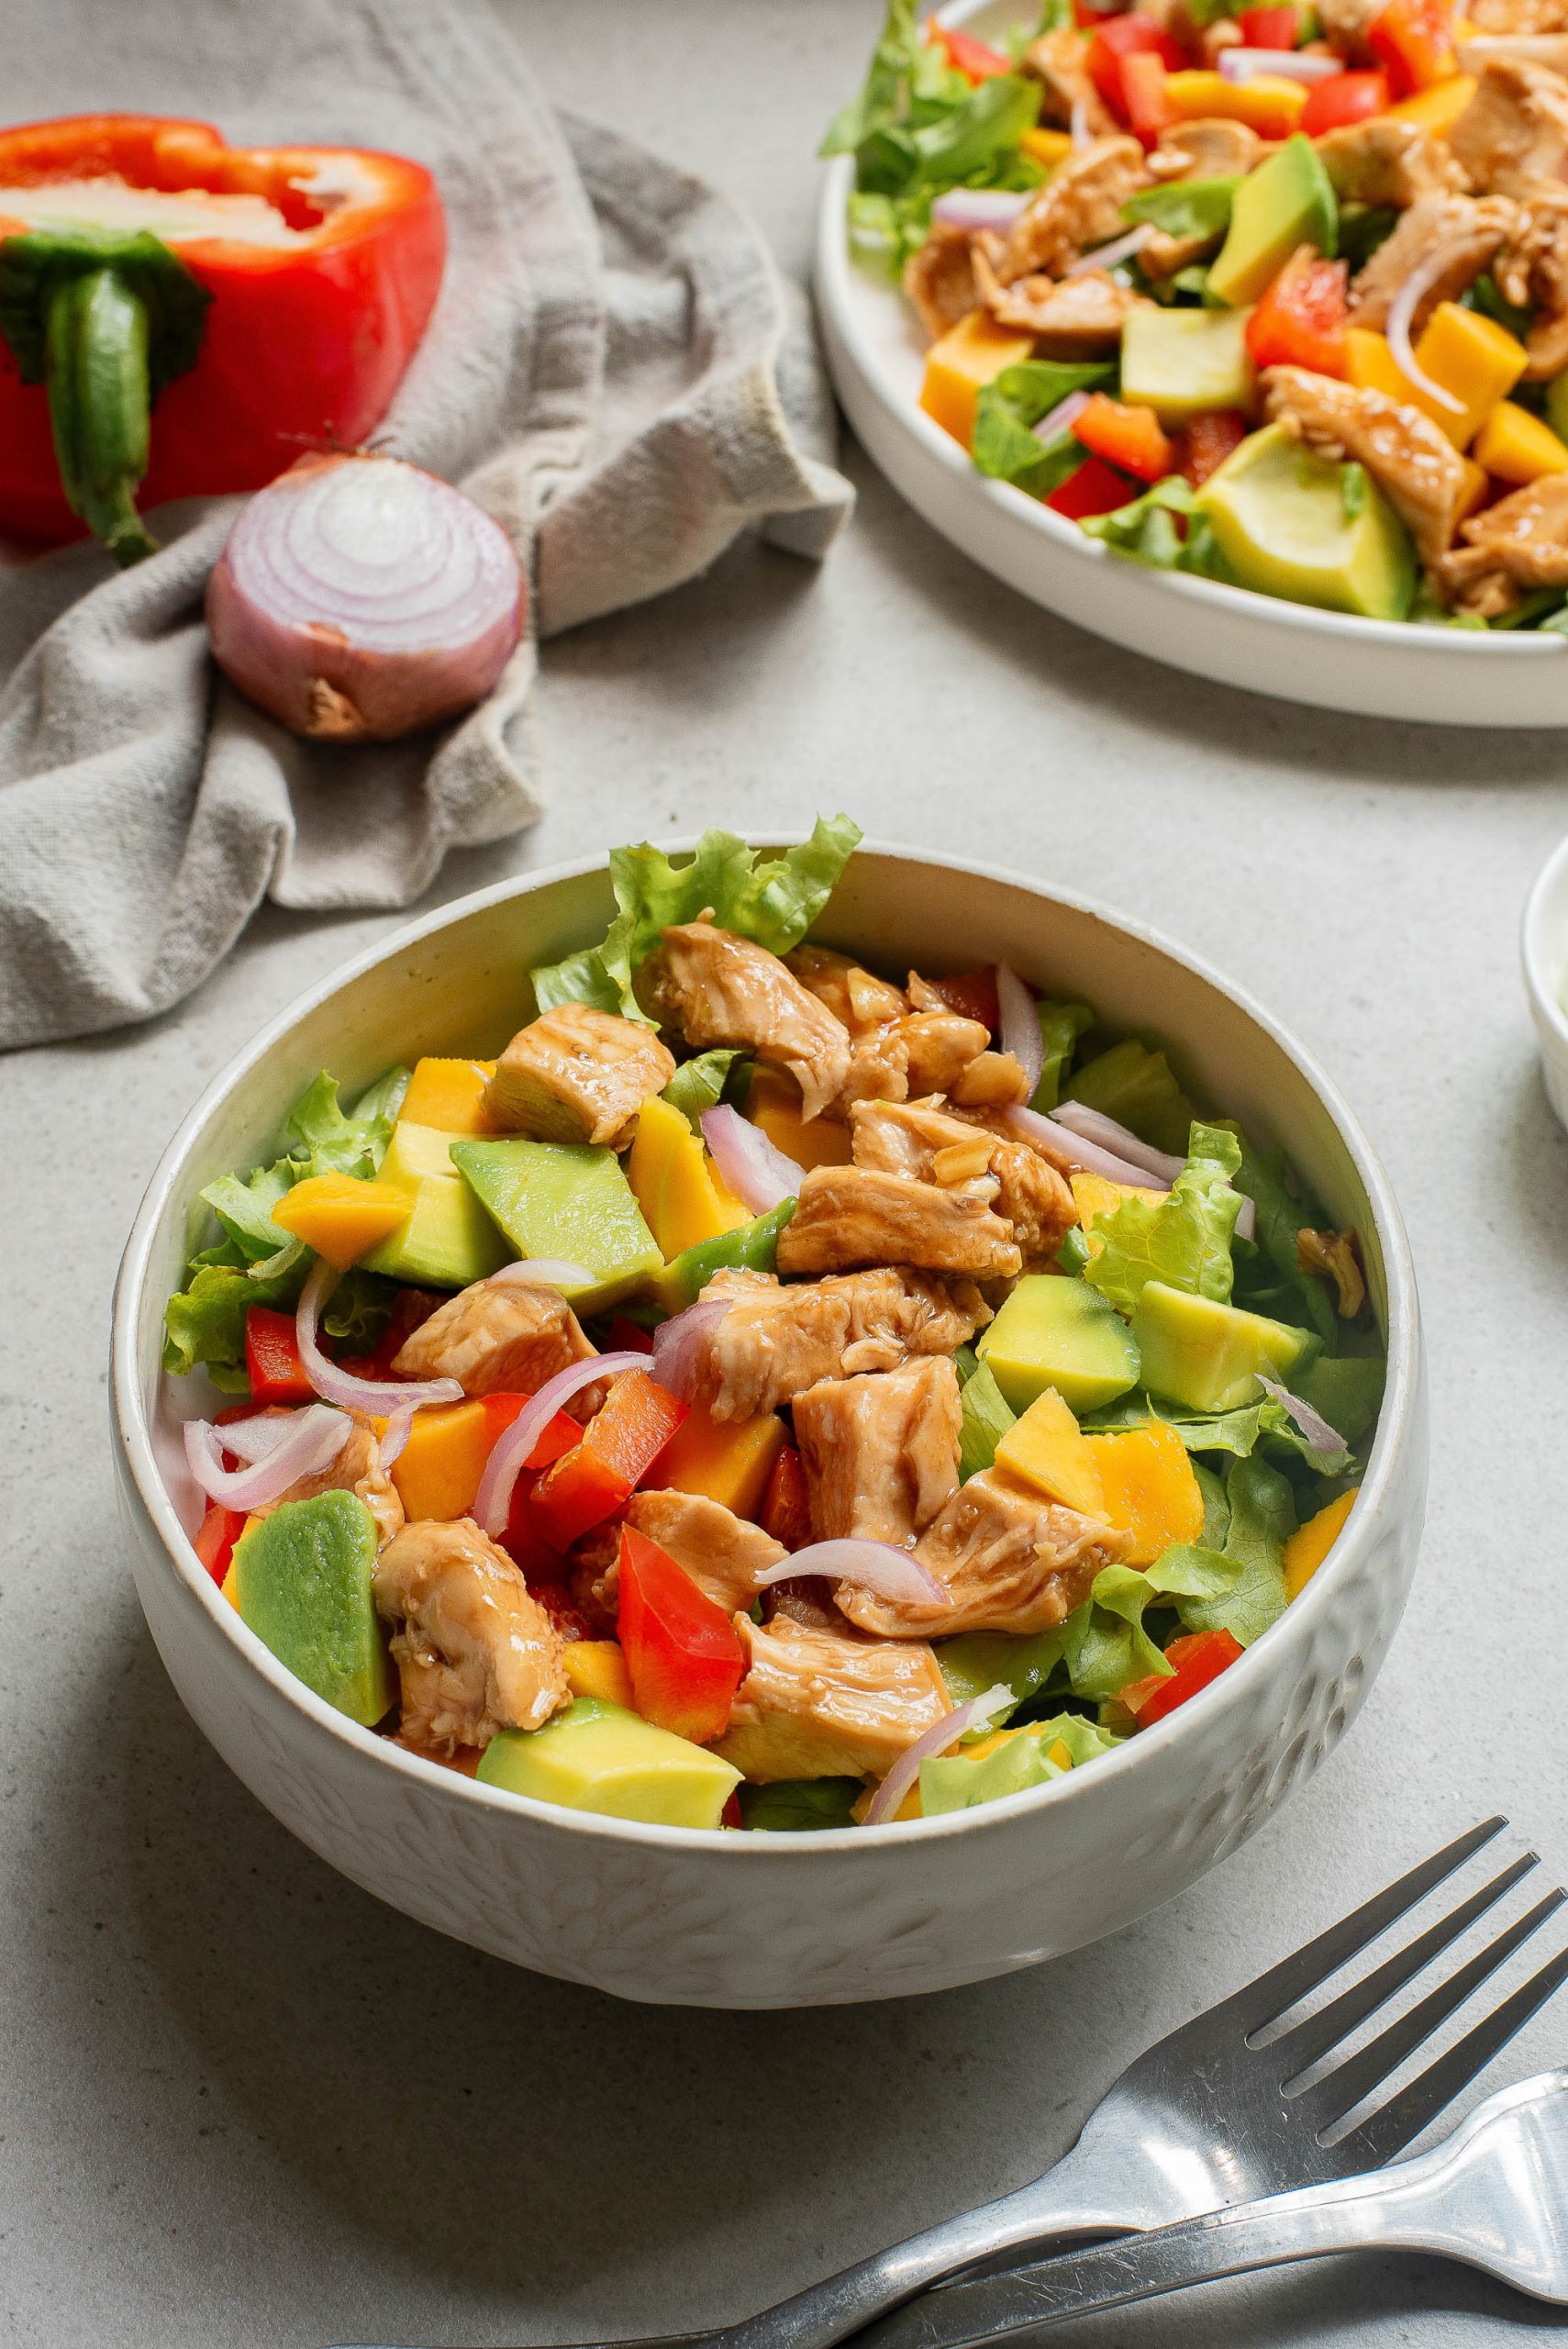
[7,4,1568,2343]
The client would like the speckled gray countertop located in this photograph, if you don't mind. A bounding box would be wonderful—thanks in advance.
[8,4,1568,2344]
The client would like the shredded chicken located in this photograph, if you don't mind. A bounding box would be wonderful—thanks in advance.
[255,1411,404,1546]
[623,1489,785,1613]
[1315,119,1465,209]
[1450,56,1568,196]
[1461,29,1568,74]
[794,1356,962,1547]
[691,1266,988,1421]
[837,1465,1128,1639]
[950,1049,1032,1108]
[1020,27,1116,132]
[392,1275,595,1399]
[851,1097,1074,1271]
[775,1163,1024,1283]
[903,219,981,341]
[484,1003,674,1148]
[973,253,1152,351]
[373,1516,569,1753]
[1315,0,1385,61]
[784,943,907,1038]
[1262,364,1476,568]
[1345,192,1520,332]
[636,918,851,1122]
[1149,118,1263,181]
[1439,469,1568,612]
[1297,1227,1368,1319]
[992,137,1151,281]
[716,1612,951,1782]
[1468,0,1568,34]
[1496,185,1568,377]
[840,1009,994,1111]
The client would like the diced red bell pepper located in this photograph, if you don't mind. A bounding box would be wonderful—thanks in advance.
[1074,392,1175,484]
[1300,67,1392,135]
[195,1502,245,1585]
[917,968,1001,1031]
[496,1406,593,1575]
[1128,1628,1244,1726]
[244,1306,315,1407]
[530,1368,688,1551]
[1074,0,1125,25]
[1118,50,1174,145]
[762,1445,814,1552]
[929,21,1014,80]
[604,1315,655,1357]
[1239,6,1299,45]
[1086,15,1188,123]
[721,1790,745,1830]
[1176,409,1249,488]
[1244,244,1349,376]
[1368,0,1456,96]
[1046,453,1139,521]
[527,1579,595,1642]
[617,1524,745,1744]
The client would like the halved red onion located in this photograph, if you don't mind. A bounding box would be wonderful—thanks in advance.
[206,451,525,743]
[489,1258,595,1291]
[1066,223,1152,278]
[1005,1104,1173,1189]
[296,1259,463,1419]
[1054,1100,1185,1183]
[473,1351,647,1536]
[752,1541,951,1609]
[863,1686,1017,1827]
[1219,45,1344,79]
[1259,1377,1346,1454]
[185,1403,350,1510]
[931,187,1031,231]
[995,963,1044,1097]
[1386,253,1465,414]
[1032,388,1092,445]
[650,1294,730,1402]
[700,1105,802,1216]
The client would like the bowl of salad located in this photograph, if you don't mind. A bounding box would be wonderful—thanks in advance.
[112,822,1424,2007]
[816,0,1568,723]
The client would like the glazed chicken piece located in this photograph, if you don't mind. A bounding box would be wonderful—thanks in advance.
[691,1265,987,1420]
[784,943,907,1038]
[1020,27,1116,132]
[1450,56,1568,195]
[840,1008,994,1110]
[973,257,1151,353]
[837,1465,1128,1640]
[256,1411,404,1546]
[793,1356,962,1547]
[1314,119,1464,208]
[1439,470,1568,613]
[1315,0,1385,61]
[775,1164,1024,1283]
[904,219,981,340]
[992,138,1150,281]
[1297,1226,1368,1319]
[1470,0,1568,29]
[1462,28,1568,71]
[1345,192,1520,331]
[392,1275,595,1398]
[623,1489,786,1613]
[851,1097,1074,1271]
[1262,365,1476,567]
[1495,186,1568,377]
[949,1050,1032,1110]
[373,1517,570,1753]
[1148,118,1262,181]
[636,918,851,1122]
[484,1003,674,1148]
[716,1612,951,1782]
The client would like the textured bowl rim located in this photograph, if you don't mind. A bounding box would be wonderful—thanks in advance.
[112,837,1420,1858]
[1522,827,1568,1059]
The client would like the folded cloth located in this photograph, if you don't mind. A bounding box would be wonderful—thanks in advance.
[0,0,852,1052]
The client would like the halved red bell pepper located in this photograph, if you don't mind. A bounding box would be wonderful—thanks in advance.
[1176,408,1249,488]
[617,1523,745,1744]
[530,1368,688,1551]
[497,1408,582,1577]
[762,1444,814,1552]
[0,115,445,553]
[917,968,1000,1031]
[1368,0,1457,95]
[1244,244,1349,377]
[195,1502,245,1585]
[1300,68,1391,134]
[245,1305,315,1407]
[1047,453,1139,521]
[1125,1628,1244,1726]
[1239,6,1300,45]
[929,22,1015,80]
[1086,17,1188,125]
[1074,392,1174,484]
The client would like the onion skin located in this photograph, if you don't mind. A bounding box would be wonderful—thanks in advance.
[206,451,525,741]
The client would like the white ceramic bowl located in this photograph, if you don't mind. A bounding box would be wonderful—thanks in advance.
[112,843,1427,2009]
[1522,829,1568,1129]
[814,0,1568,729]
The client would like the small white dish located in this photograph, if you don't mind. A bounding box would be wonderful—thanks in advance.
[1522,830,1568,1128]
[812,0,1568,729]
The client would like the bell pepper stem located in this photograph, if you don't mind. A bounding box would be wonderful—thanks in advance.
[44,265,158,566]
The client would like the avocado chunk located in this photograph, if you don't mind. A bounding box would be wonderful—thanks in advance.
[450,1139,662,1312]
[225,1490,394,1727]
[1208,135,1336,308]
[1132,1279,1318,1413]
[359,1122,510,1289]
[476,1697,741,1828]
[977,1275,1141,1414]
[1196,424,1416,620]
[659,1197,796,1310]
[1119,306,1254,426]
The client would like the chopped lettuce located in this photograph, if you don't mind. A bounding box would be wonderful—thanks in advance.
[973,362,1112,500]
[739,1778,863,1832]
[1218,1125,1338,1341]
[1068,1038,1194,1154]
[1080,1389,1351,1475]
[1295,1353,1385,1447]
[920,1711,1124,1815]
[163,1261,392,1392]
[958,1356,1017,1482]
[1030,997,1094,1112]
[530,818,861,1024]
[1123,177,1240,242]
[939,1624,1064,1713]
[662,1049,745,1132]
[1084,1122,1245,1314]
[1058,1564,1174,1703]
[1173,1453,1295,1646]
[1194,1456,1230,1549]
[1083,475,1237,584]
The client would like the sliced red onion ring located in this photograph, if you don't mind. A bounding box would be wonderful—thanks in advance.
[1071,96,1091,148]
[1259,1377,1346,1454]
[213,1410,297,1464]
[1032,388,1092,445]
[185,1404,350,1510]
[650,1294,731,1402]
[1386,252,1465,415]
[379,1402,418,1468]
[488,1257,595,1291]
[1053,1101,1186,1183]
[296,1259,463,1419]
[995,963,1044,1097]
[1005,1104,1173,1189]
[931,187,1031,231]
[1219,45,1344,79]
[700,1105,802,1216]
[752,1541,951,1609]
[473,1352,647,1536]
[1066,223,1152,278]
[863,1686,1017,1827]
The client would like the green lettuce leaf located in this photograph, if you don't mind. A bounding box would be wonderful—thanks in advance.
[1123,177,1240,241]
[1082,474,1236,582]
[530,817,862,1023]
[1060,1564,1174,1701]
[739,1778,863,1831]
[919,1710,1124,1815]
[1080,1389,1351,1473]
[1218,1126,1337,1340]
[912,73,1041,182]
[1295,1353,1385,1446]
[286,1067,406,1177]
[1175,1453,1295,1646]
[662,1049,745,1132]
[1031,998,1094,1111]
[938,1625,1063,1713]
[973,361,1112,499]
[958,1357,1017,1482]
[1083,1121,1244,1313]
[1194,1457,1230,1548]
[1067,1038,1195,1154]
[820,0,923,156]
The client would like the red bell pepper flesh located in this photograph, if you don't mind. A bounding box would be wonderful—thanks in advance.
[762,1445,814,1552]
[1239,6,1299,45]
[929,22,1014,79]
[1134,1629,1244,1727]
[1300,68,1392,135]
[1178,409,1249,488]
[917,969,1000,1031]
[0,115,445,543]
[1048,453,1138,521]
[1118,50,1174,146]
[617,1524,745,1744]
[245,1305,316,1406]
[1074,392,1174,484]
[530,1369,688,1551]
[1244,247,1349,376]
[604,1315,655,1356]
[527,1579,595,1642]
[195,1502,245,1585]
[721,1790,744,1830]
[1368,0,1456,96]
[1087,17,1187,118]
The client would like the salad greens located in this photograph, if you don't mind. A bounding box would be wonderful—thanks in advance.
[1084,1122,1246,1312]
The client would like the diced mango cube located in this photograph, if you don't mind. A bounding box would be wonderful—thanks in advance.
[563,1642,635,1707]
[269,1170,415,1271]
[1021,126,1073,170]
[1347,307,1525,448]
[1070,1168,1162,1261]
[1164,69,1307,134]
[1283,1485,1360,1601]
[919,309,1037,451]
[654,1398,786,1520]
[399,1056,498,1134]
[1473,399,1568,484]
[626,1095,749,1259]
[1083,1421,1204,1565]
[389,1399,496,1523]
[995,1386,1106,1519]
[1385,73,1476,133]
[746,1068,852,1170]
